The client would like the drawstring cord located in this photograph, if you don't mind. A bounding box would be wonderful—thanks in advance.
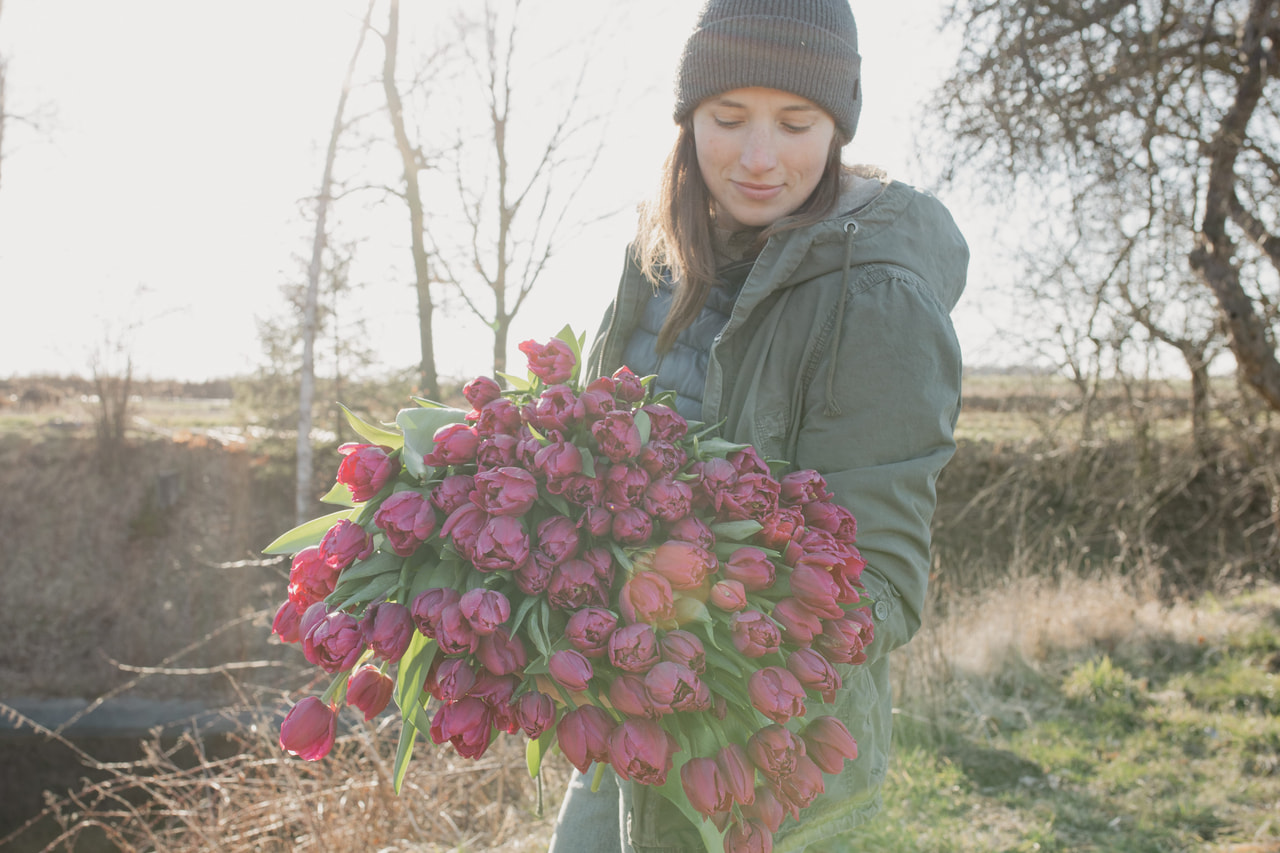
[823,219,859,417]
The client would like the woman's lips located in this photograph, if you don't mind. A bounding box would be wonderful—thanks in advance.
[732,181,784,201]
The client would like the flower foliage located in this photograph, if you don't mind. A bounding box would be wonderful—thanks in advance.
[265,327,874,853]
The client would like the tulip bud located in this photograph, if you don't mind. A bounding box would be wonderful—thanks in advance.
[548,649,594,692]
[608,718,679,786]
[360,601,414,662]
[346,665,394,721]
[512,690,557,738]
[725,817,774,853]
[556,705,615,773]
[800,716,859,774]
[680,756,731,819]
[279,696,336,761]
[747,667,807,725]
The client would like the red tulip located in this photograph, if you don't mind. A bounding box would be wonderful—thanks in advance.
[680,756,731,818]
[724,817,774,853]
[346,665,394,721]
[608,718,679,786]
[279,696,336,761]
[747,666,807,725]
[716,743,756,806]
[800,716,859,774]
[335,443,396,502]
[548,649,594,692]
[556,705,615,773]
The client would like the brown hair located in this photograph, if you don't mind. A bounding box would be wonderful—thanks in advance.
[634,118,851,354]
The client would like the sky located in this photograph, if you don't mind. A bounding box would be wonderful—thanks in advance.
[0,0,999,384]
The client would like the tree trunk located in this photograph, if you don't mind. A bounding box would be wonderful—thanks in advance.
[296,1,375,525]
[1188,0,1280,411]
[382,0,439,399]
[1188,353,1212,458]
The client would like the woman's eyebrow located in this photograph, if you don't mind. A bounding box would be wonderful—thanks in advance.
[713,98,819,113]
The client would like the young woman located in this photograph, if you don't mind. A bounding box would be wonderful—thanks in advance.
[551,1,967,850]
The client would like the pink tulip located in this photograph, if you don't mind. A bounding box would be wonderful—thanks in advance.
[771,754,825,816]
[771,597,823,645]
[787,563,845,620]
[729,611,782,658]
[747,724,806,780]
[335,443,396,503]
[512,690,557,738]
[471,467,539,517]
[641,477,693,523]
[667,515,715,550]
[690,457,738,510]
[680,756,731,819]
[577,505,613,538]
[644,661,709,713]
[469,670,518,708]
[716,472,781,523]
[651,540,717,591]
[346,665,394,721]
[518,337,576,384]
[458,588,511,636]
[475,434,519,469]
[565,607,619,658]
[801,500,857,542]
[611,365,646,402]
[743,786,785,835]
[440,503,488,561]
[638,439,688,478]
[618,571,676,625]
[410,587,461,638]
[475,627,528,676]
[603,463,651,510]
[547,558,608,610]
[287,546,338,612]
[725,818,774,853]
[423,422,480,467]
[716,743,756,806]
[475,397,523,437]
[801,716,860,775]
[591,411,643,463]
[756,506,805,552]
[434,603,480,655]
[659,630,705,673]
[534,440,585,488]
[373,490,437,557]
[302,608,364,674]
[515,556,553,595]
[640,403,688,442]
[608,623,661,673]
[710,579,748,612]
[319,519,374,571]
[610,506,654,547]
[608,673,658,718]
[462,375,502,409]
[271,600,303,644]
[747,667,807,725]
[279,696,336,761]
[429,696,493,759]
[556,705,615,773]
[814,610,874,665]
[548,649,594,692]
[533,516,581,569]
[433,657,477,702]
[429,474,475,516]
[471,515,530,572]
[575,386,617,422]
[608,718,679,786]
[778,469,831,506]
[723,547,776,591]
[360,601,414,662]
[786,648,842,704]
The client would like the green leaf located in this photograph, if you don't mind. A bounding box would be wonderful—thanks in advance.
[497,371,534,392]
[510,592,541,635]
[340,403,404,450]
[409,396,452,409]
[395,631,438,717]
[698,436,751,458]
[332,571,400,611]
[393,719,418,794]
[320,481,359,507]
[262,509,355,555]
[333,550,401,584]
[526,726,558,779]
[710,520,764,542]
[396,406,466,480]
[633,408,651,447]
[541,490,572,518]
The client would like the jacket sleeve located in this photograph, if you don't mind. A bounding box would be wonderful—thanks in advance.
[792,264,962,664]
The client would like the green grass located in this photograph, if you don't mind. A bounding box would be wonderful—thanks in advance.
[862,596,1280,852]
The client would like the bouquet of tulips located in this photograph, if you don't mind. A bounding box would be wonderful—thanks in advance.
[265,328,873,853]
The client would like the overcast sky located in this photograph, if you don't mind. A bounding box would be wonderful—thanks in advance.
[0,0,997,383]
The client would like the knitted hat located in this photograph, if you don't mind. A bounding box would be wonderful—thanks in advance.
[673,0,862,141]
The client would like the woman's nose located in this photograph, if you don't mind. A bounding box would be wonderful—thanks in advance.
[739,126,778,173]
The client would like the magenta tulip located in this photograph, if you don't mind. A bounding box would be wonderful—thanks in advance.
[709,579,748,612]
[271,600,303,644]
[279,696,336,761]
[747,724,806,780]
[360,601,414,662]
[608,623,661,673]
[335,442,397,502]
[423,422,480,467]
[462,375,502,409]
[771,597,824,645]
[429,696,493,759]
[729,610,782,658]
[608,672,658,718]
[512,690,557,738]
[373,490,437,556]
[591,411,643,463]
[556,705,615,773]
[286,546,338,612]
[548,648,594,692]
[723,547,776,591]
[346,665,394,721]
[471,467,539,516]
[725,818,774,853]
[458,588,511,636]
[716,743,756,807]
[801,716,859,775]
[475,627,528,676]
[659,629,705,673]
[680,756,731,819]
[319,519,373,570]
[650,540,717,591]
[608,718,679,786]
[518,337,576,384]
[429,474,475,516]
[565,607,619,658]
[410,587,461,638]
[747,666,807,725]
[786,647,842,704]
[618,571,676,625]
[302,608,364,674]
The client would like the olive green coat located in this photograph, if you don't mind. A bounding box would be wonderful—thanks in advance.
[587,174,968,851]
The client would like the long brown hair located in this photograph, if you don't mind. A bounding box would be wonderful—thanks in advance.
[635,118,850,355]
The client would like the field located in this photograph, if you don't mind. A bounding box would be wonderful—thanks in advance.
[1,372,1278,851]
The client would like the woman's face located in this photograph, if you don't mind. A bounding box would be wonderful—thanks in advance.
[691,87,837,231]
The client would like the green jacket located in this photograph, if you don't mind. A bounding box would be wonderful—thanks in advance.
[587,175,968,850]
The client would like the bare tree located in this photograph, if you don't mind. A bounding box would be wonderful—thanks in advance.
[295,1,377,524]
[931,0,1280,409]
[422,0,609,376]
[378,0,441,399]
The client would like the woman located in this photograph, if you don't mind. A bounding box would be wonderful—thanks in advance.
[551,1,967,850]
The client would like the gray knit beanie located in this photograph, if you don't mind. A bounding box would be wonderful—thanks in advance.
[673,0,862,142]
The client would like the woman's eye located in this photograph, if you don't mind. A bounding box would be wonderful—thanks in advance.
[782,123,813,133]
[714,117,744,128]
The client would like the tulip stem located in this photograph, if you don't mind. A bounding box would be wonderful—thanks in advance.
[320,671,349,707]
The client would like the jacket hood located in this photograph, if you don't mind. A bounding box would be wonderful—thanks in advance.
[743,170,969,314]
